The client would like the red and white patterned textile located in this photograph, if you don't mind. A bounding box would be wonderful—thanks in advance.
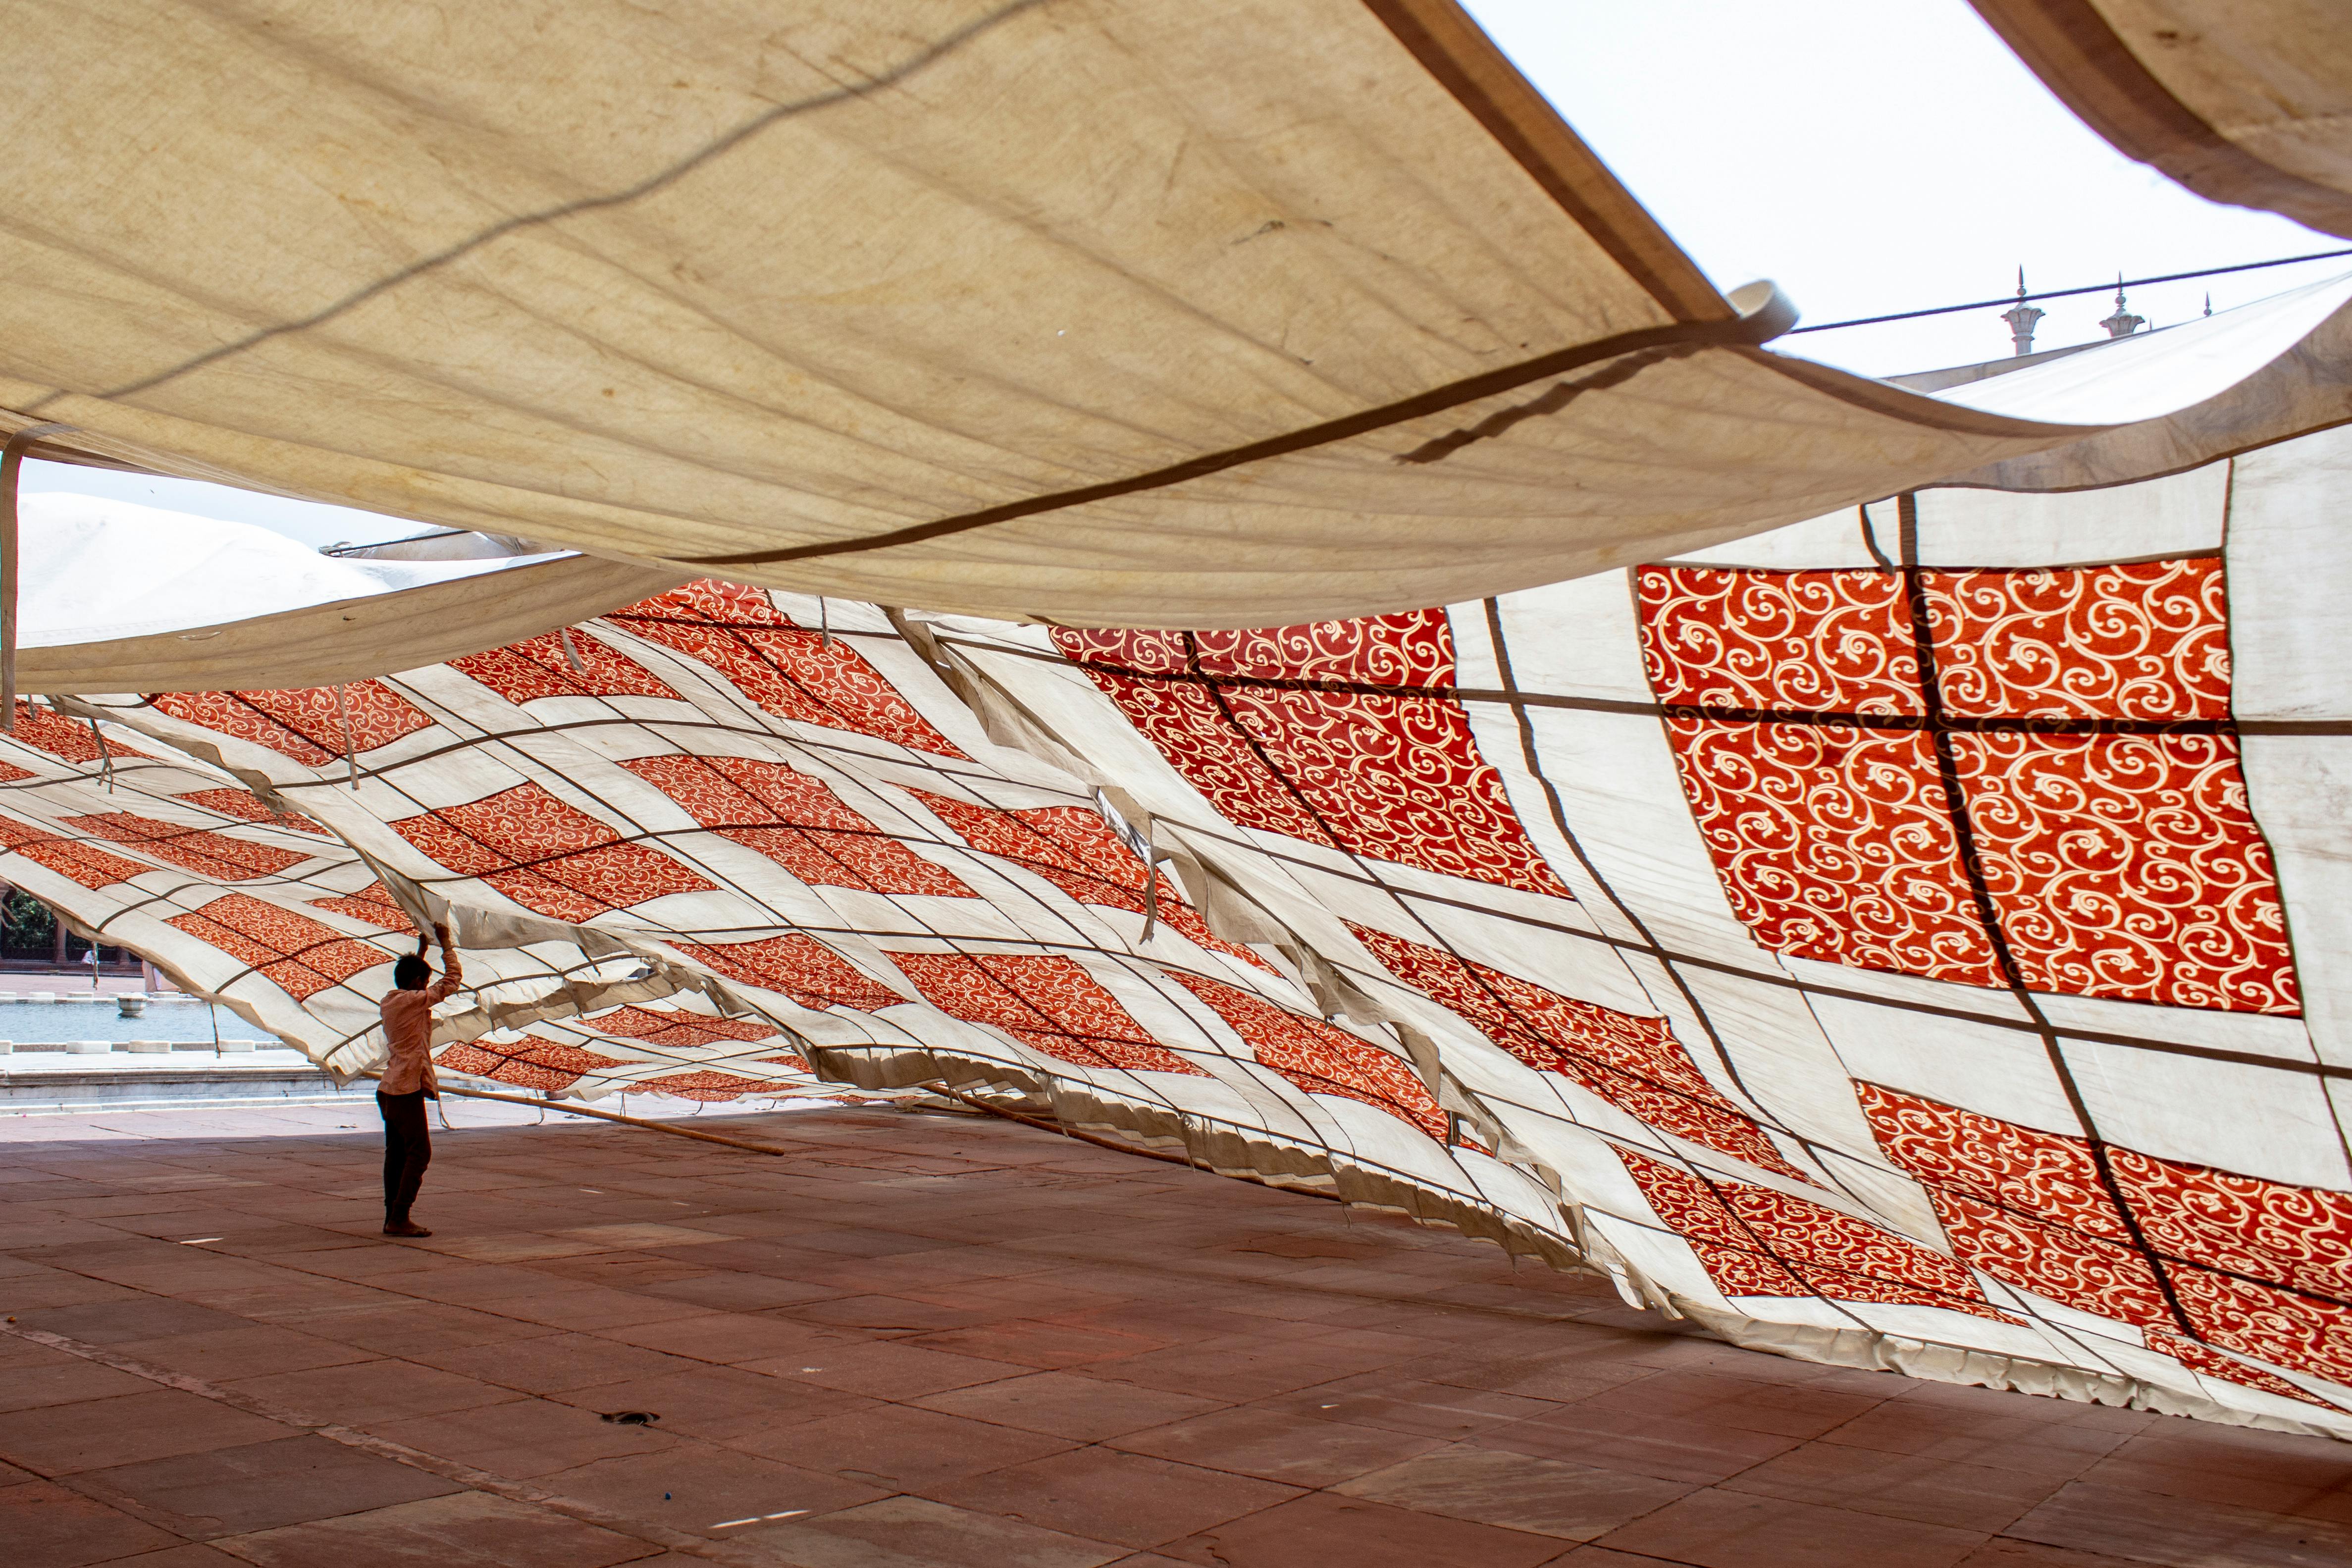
[12,429,2352,1436]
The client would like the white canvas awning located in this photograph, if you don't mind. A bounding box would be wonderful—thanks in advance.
[7,0,2351,627]
[1973,0,2352,238]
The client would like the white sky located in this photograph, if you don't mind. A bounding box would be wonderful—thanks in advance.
[1466,0,2343,375]
[27,0,2346,546]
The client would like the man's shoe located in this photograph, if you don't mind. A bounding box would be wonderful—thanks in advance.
[382,1219,432,1237]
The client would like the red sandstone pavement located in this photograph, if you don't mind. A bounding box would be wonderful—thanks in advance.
[3,1099,2351,1567]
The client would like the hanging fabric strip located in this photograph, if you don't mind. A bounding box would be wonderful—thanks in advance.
[333,682,358,789]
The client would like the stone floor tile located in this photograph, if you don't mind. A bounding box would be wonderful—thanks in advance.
[411,1332,700,1396]
[589,1310,857,1365]
[2006,1479,2352,1567]
[364,1397,677,1479]
[745,1337,1026,1400]
[227,1359,521,1425]
[742,1494,1123,1568]
[211,1489,656,1568]
[904,1316,1172,1369]
[0,1358,156,1412]
[924,1443,1302,1549]
[1469,1401,1805,1486]
[82,1544,250,1566]
[1090,1340,1372,1403]
[777,1291,999,1336]
[1109,1405,1447,1487]
[270,1303,552,1359]
[77,1434,458,1535]
[1267,1376,1562,1440]
[1156,1490,1565,1568]
[19,1299,252,1346]
[723,1401,1080,1489]
[1951,1540,2162,1568]
[0,1478,183,1568]
[535,1440,889,1533]
[0,1390,295,1475]
[642,1261,845,1304]
[459,1288,712,1334]
[913,1369,1227,1442]
[1580,1369,1889,1441]
[545,1364,882,1441]
[2085,1427,2352,1512]
[1816,1404,2131,1479]
[109,1326,377,1383]
[1336,1441,1693,1540]
[1597,1486,1989,1568]
[1720,1438,2073,1532]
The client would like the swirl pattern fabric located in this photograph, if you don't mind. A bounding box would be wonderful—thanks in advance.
[5,447,2352,1439]
[1637,562,2295,1014]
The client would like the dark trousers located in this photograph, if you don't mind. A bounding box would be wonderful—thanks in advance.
[377,1089,431,1222]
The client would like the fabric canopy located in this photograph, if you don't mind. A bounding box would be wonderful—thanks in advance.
[6,0,2352,627]
[8,495,682,694]
[1973,0,2352,238]
[7,401,2352,1436]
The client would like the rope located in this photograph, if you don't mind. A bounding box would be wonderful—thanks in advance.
[1786,246,2352,334]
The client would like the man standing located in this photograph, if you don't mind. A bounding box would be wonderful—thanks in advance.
[379,922,461,1238]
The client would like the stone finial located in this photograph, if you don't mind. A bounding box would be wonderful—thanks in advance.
[2000,267,2045,356]
[2100,275,2145,338]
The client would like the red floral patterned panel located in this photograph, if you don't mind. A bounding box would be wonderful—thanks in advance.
[1664,720,2002,986]
[0,816,150,890]
[390,783,714,924]
[1954,732,2296,1014]
[2108,1145,2352,1305]
[2170,1264,2352,1389]
[306,881,410,930]
[152,684,432,767]
[437,1037,627,1094]
[1923,560,2230,720]
[1636,568,1922,715]
[61,813,308,882]
[673,935,903,1012]
[173,789,329,836]
[1621,1149,2007,1320]
[1855,1084,2352,1334]
[1924,1188,2171,1323]
[913,790,1269,970]
[623,755,971,898]
[576,1005,783,1051]
[1220,683,1571,898]
[451,630,679,704]
[165,893,386,1000]
[1055,662,1338,846]
[1189,612,1455,686]
[1057,616,1572,900]
[612,580,796,627]
[0,760,33,784]
[1858,1085,2126,1239]
[609,583,962,758]
[2144,1327,2333,1408]
[5,702,148,764]
[638,1070,787,1101]
[893,951,1203,1076]
[1168,970,1445,1140]
[1350,924,1803,1178]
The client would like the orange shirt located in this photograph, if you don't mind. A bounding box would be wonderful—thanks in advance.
[379,954,462,1096]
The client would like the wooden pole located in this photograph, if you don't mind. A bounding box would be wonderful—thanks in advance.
[0,423,69,731]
